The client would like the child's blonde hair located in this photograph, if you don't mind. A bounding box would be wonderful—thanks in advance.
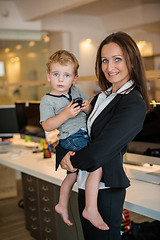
[46,50,79,75]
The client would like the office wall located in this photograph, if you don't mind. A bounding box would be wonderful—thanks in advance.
[1,1,160,71]
[0,0,160,103]
[41,12,105,76]
[0,1,41,30]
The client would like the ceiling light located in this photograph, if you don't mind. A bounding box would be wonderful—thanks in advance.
[4,48,10,53]
[42,35,50,43]
[29,41,35,47]
[16,45,22,50]
[15,57,20,62]
[10,57,20,63]
[80,39,92,49]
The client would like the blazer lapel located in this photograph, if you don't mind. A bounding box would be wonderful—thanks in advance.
[90,94,122,130]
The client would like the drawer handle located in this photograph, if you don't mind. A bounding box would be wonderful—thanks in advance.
[28,196,35,202]
[42,196,49,202]
[26,177,33,182]
[43,217,51,223]
[44,227,52,233]
[30,215,37,221]
[43,207,50,213]
[42,185,49,191]
[31,224,38,230]
[28,186,35,192]
[29,206,36,211]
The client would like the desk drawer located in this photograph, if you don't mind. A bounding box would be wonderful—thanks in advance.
[39,179,57,240]
[22,173,40,239]
[22,174,58,240]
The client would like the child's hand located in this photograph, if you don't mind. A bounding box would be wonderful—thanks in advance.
[63,101,81,119]
[81,99,92,115]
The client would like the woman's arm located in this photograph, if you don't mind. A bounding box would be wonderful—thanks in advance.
[70,93,146,172]
[56,92,146,172]
[55,144,69,170]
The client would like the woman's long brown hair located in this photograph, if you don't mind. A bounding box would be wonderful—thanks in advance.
[95,32,150,111]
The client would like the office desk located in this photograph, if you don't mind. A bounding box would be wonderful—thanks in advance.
[0,144,160,222]
[0,144,84,240]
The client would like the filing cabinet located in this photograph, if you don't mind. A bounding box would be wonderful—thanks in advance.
[22,173,41,239]
[39,179,57,240]
[22,173,84,240]
[22,173,57,240]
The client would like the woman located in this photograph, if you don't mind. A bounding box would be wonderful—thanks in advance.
[56,32,150,240]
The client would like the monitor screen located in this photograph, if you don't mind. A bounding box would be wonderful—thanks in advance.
[0,105,19,137]
[15,102,45,139]
[127,104,160,158]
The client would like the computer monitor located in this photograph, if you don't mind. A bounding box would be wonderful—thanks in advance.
[126,103,160,165]
[15,102,45,140]
[0,105,19,138]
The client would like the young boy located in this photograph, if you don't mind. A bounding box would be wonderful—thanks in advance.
[40,50,108,230]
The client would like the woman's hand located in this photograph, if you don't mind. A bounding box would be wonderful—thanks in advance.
[60,151,77,172]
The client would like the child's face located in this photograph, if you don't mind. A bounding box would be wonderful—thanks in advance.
[47,62,78,95]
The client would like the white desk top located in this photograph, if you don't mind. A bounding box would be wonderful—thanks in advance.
[0,144,160,221]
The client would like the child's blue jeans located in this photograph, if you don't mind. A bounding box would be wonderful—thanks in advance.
[60,128,90,174]
[60,128,90,152]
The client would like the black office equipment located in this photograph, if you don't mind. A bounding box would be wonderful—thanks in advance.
[0,105,19,138]
[15,102,45,140]
[127,103,160,165]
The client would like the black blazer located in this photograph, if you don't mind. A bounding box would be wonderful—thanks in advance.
[56,88,146,188]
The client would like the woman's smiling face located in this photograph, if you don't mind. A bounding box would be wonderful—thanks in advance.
[101,42,130,92]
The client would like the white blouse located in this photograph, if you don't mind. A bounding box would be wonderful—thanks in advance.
[77,80,135,190]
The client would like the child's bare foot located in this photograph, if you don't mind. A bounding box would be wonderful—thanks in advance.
[55,203,73,226]
[82,207,109,230]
